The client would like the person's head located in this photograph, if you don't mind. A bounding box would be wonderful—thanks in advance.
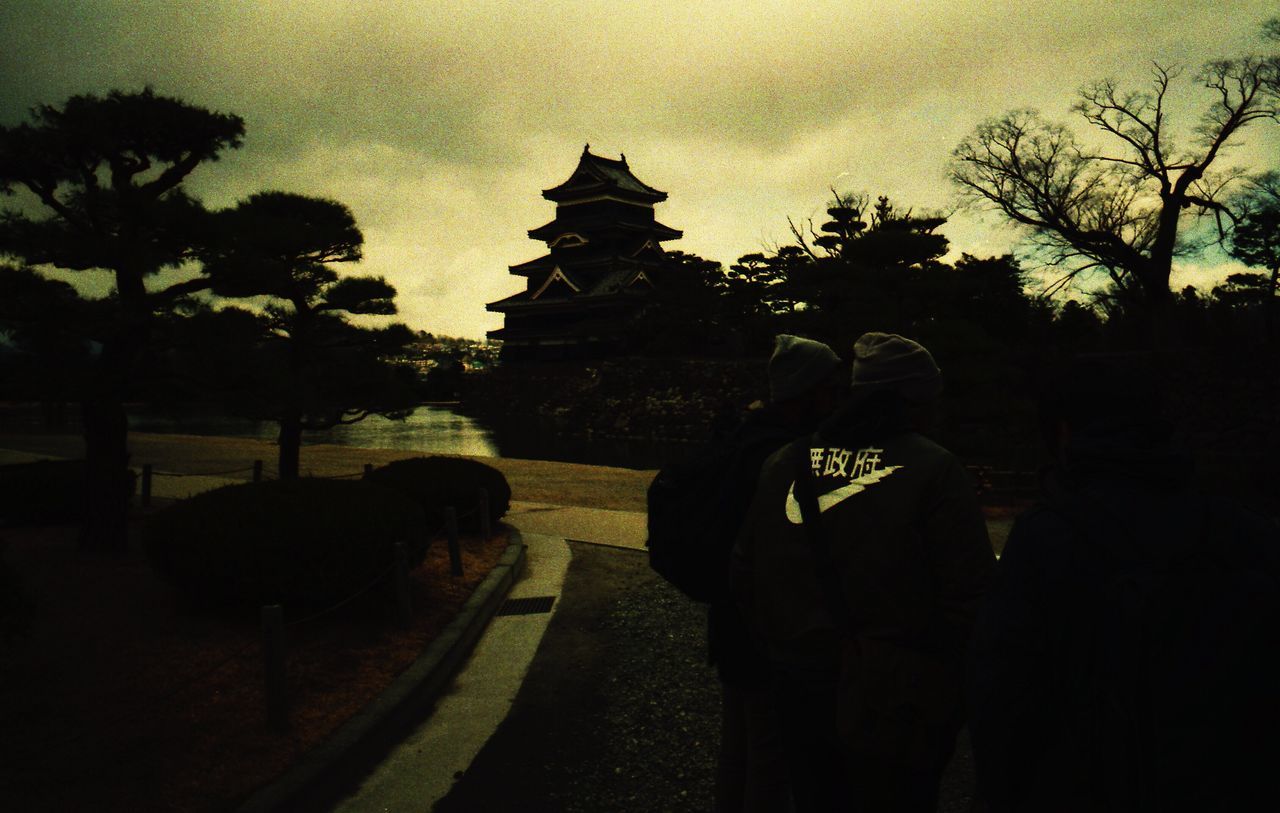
[848,332,942,430]
[767,334,843,420]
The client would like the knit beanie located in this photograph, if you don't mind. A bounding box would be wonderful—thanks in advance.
[768,334,841,403]
[849,332,942,402]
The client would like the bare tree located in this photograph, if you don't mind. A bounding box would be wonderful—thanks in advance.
[951,53,1279,316]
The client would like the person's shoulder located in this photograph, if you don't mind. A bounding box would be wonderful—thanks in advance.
[889,432,971,485]
[894,431,958,462]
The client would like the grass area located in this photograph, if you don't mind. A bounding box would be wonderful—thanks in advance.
[0,504,510,812]
[0,431,658,512]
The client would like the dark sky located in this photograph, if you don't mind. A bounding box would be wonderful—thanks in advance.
[2,1,1277,337]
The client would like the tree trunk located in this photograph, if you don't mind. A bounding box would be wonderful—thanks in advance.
[279,302,313,481]
[78,296,147,553]
[278,411,302,480]
[1267,264,1279,345]
[79,395,131,552]
[1135,265,1175,350]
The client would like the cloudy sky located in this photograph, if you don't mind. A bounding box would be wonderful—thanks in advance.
[2,1,1278,339]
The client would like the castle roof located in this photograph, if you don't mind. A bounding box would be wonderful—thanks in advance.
[526,216,682,243]
[541,145,668,204]
[488,259,658,311]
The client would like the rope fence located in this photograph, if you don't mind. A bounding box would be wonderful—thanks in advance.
[127,459,499,730]
[280,564,399,631]
[36,479,493,745]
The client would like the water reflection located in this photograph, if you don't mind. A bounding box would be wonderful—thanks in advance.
[124,406,501,458]
[468,413,695,470]
[3,403,694,470]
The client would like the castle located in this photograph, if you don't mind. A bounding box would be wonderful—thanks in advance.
[487,146,682,361]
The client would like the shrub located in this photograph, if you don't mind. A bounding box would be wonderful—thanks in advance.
[143,478,426,611]
[364,456,510,534]
[0,460,135,527]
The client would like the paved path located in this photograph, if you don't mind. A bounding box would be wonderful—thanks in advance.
[505,501,648,550]
[328,499,648,811]
[331,531,575,812]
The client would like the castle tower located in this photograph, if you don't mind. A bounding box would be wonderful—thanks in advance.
[487,146,682,360]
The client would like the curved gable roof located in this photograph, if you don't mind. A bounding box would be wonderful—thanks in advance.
[542,145,667,204]
[530,267,582,300]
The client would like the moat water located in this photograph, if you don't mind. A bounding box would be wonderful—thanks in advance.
[2,403,693,470]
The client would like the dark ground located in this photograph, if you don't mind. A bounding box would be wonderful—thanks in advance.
[430,541,977,813]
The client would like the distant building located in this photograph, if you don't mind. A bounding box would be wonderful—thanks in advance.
[487,146,682,361]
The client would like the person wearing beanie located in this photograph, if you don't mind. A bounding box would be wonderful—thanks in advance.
[768,334,843,404]
[703,334,843,813]
[849,332,942,402]
[733,332,993,812]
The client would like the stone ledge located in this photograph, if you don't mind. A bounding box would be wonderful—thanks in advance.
[235,529,527,813]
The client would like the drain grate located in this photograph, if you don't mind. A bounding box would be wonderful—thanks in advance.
[495,595,557,616]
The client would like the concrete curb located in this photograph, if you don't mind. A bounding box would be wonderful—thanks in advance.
[235,529,528,813]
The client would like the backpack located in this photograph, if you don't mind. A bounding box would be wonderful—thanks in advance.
[1051,496,1280,812]
[646,427,793,603]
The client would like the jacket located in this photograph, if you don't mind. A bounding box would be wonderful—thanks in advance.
[708,403,818,686]
[732,414,994,675]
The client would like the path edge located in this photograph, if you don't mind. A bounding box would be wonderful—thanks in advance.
[235,528,527,813]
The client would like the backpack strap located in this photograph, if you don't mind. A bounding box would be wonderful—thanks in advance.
[793,437,854,636]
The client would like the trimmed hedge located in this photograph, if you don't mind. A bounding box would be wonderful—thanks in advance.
[364,456,510,534]
[0,460,135,527]
[142,478,426,611]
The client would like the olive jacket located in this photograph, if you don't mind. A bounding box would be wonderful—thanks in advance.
[731,426,994,676]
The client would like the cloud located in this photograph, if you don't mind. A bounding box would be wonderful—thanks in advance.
[3,1,1279,338]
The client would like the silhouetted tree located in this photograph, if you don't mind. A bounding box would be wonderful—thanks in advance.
[200,192,417,479]
[1229,172,1280,340]
[727,252,800,316]
[782,194,951,343]
[934,254,1032,344]
[0,89,244,550]
[797,191,869,260]
[951,41,1279,342]
[0,265,95,418]
[1053,299,1106,349]
[630,251,738,355]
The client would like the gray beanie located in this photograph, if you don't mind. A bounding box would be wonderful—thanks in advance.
[768,334,841,403]
[850,332,942,402]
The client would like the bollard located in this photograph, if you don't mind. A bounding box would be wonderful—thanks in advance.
[253,459,263,483]
[141,464,153,507]
[262,604,288,731]
[445,506,463,576]
[393,540,413,627]
[478,488,491,539]
[363,463,374,478]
